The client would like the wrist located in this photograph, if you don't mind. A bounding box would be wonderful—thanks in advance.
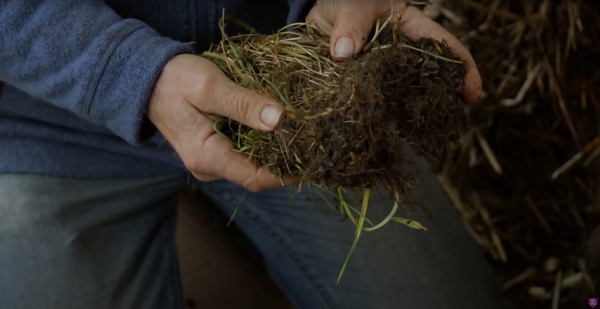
[146,55,181,126]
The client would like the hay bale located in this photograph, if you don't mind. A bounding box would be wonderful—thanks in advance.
[433,0,600,307]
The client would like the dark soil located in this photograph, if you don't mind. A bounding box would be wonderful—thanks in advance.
[223,27,467,197]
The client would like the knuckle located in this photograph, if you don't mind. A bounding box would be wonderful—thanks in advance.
[183,161,199,174]
[195,174,216,182]
[242,177,263,193]
[231,92,254,120]
[197,73,219,100]
[183,156,205,175]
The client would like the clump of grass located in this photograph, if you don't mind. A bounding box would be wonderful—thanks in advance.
[203,10,467,282]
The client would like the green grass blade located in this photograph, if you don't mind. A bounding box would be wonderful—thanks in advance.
[337,188,371,283]
[391,216,428,232]
[227,191,247,227]
[362,196,399,232]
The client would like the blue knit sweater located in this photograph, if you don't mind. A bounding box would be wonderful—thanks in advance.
[0,0,310,179]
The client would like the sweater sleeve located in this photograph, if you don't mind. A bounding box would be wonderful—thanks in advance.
[0,0,194,145]
[287,0,313,24]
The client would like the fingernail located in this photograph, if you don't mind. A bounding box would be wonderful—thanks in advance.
[261,105,283,128]
[334,37,355,58]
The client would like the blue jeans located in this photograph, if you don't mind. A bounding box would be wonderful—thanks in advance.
[0,159,505,309]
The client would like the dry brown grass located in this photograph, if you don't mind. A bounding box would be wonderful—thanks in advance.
[434,0,600,307]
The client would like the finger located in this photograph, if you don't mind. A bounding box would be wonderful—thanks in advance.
[201,77,285,132]
[399,7,482,103]
[202,133,286,192]
[328,4,376,59]
[191,173,220,182]
[307,9,333,34]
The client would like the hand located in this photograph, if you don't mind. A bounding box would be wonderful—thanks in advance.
[147,54,287,192]
[307,0,482,104]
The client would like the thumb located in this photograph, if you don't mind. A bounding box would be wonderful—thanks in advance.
[202,77,285,132]
[329,6,375,60]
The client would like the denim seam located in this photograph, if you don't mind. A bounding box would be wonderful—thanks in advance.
[211,187,340,309]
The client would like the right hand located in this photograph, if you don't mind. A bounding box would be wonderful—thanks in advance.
[307,1,481,103]
[147,54,288,192]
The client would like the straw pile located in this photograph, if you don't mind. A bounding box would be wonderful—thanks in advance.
[431,0,600,307]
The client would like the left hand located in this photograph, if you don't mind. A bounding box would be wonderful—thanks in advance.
[307,0,482,104]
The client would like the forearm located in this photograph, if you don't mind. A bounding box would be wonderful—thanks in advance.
[0,0,193,144]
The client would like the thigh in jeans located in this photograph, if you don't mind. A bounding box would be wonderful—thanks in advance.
[0,173,186,309]
[198,158,506,309]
